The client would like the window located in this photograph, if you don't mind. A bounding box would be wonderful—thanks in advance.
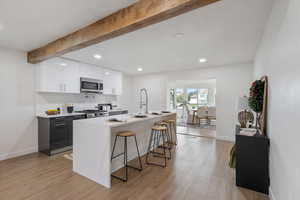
[198,89,209,105]
[175,88,185,109]
[187,88,198,109]
[169,88,210,110]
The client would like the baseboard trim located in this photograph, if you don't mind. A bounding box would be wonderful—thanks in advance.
[0,146,38,161]
[269,187,276,200]
[216,135,234,142]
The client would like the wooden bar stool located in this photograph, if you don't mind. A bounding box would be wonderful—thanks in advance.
[111,131,143,182]
[146,125,170,167]
[163,119,177,145]
[155,121,172,159]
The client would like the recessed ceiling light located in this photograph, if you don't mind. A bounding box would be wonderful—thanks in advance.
[94,54,102,59]
[105,72,110,75]
[199,58,207,63]
[137,68,143,72]
[60,63,67,66]
[174,33,184,38]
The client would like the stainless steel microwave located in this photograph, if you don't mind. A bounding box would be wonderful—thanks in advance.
[80,77,103,94]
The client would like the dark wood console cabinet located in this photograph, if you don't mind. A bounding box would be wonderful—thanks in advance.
[236,134,270,194]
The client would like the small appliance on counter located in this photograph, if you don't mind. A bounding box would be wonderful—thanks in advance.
[97,103,112,112]
[65,104,74,113]
[45,109,59,116]
[75,109,108,119]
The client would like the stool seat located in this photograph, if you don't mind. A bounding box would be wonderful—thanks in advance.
[164,119,176,123]
[117,131,135,137]
[152,126,167,131]
[158,122,169,126]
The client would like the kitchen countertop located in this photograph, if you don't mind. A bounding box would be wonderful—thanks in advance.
[73,111,176,188]
[108,109,128,113]
[37,112,86,118]
[105,112,175,128]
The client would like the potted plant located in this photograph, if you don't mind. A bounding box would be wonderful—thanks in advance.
[248,80,265,134]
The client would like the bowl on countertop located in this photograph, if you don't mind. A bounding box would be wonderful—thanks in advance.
[133,113,148,118]
[161,111,171,113]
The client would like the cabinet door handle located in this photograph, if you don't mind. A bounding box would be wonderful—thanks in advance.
[55,123,66,128]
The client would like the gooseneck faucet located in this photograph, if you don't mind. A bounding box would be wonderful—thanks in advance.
[139,88,149,114]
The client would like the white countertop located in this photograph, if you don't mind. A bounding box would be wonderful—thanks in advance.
[72,110,176,188]
[104,112,176,128]
[108,109,128,113]
[37,112,86,118]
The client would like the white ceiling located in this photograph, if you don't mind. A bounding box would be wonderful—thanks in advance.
[0,0,135,51]
[63,0,274,75]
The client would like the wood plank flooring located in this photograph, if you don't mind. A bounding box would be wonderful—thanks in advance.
[0,135,269,200]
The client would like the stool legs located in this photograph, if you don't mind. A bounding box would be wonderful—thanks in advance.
[134,135,143,171]
[172,121,178,145]
[124,136,128,181]
[111,135,143,182]
[146,129,169,168]
[111,136,118,162]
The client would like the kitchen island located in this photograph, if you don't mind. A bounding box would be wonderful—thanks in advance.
[73,112,176,188]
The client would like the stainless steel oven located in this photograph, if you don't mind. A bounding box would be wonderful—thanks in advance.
[80,77,103,94]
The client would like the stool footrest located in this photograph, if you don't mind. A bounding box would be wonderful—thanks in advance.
[126,164,143,171]
[111,152,125,159]
[111,174,127,182]
[146,161,166,168]
[153,154,171,160]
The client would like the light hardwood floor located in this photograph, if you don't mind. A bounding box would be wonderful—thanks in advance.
[0,135,269,200]
[177,125,216,138]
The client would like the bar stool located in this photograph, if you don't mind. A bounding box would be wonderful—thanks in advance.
[163,119,177,145]
[146,125,170,167]
[155,121,172,159]
[111,131,143,182]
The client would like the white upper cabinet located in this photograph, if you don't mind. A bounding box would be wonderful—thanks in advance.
[102,70,122,95]
[36,58,80,94]
[36,58,122,95]
[78,63,104,80]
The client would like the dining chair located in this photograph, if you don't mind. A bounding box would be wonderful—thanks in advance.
[185,104,195,124]
[196,106,208,125]
[207,106,216,125]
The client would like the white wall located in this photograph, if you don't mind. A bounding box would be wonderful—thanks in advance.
[116,75,134,112]
[0,47,133,161]
[0,47,37,160]
[254,0,300,199]
[131,63,253,141]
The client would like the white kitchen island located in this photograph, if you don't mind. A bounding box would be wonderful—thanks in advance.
[73,112,176,188]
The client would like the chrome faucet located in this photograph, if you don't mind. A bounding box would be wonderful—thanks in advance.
[139,88,149,114]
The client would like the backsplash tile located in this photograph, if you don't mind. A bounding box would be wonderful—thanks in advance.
[36,92,118,114]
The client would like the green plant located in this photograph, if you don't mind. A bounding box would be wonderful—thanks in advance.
[249,80,265,130]
[249,80,264,113]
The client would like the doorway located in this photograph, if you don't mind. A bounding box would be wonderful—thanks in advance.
[168,79,217,138]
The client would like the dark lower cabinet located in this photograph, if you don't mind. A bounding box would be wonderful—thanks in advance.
[50,117,73,151]
[236,134,270,194]
[38,115,84,156]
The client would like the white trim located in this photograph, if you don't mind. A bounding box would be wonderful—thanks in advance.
[216,135,234,142]
[0,146,38,161]
[269,187,276,200]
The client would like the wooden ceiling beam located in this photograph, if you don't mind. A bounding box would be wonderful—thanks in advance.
[27,0,220,64]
